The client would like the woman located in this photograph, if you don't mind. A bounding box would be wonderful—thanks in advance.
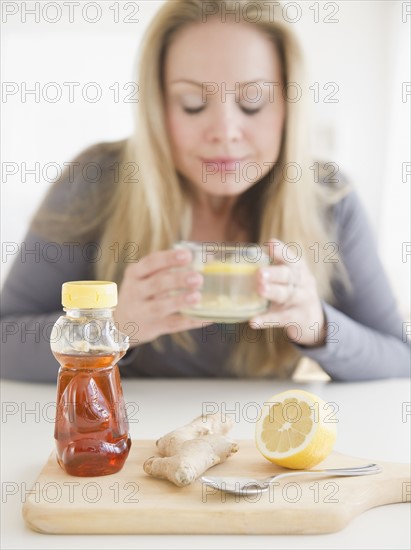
[1,0,409,382]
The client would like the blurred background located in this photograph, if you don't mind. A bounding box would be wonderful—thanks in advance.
[2,0,410,318]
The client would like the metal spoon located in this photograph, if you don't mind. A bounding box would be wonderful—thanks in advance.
[201,463,382,495]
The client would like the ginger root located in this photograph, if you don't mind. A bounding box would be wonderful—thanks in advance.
[143,413,239,487]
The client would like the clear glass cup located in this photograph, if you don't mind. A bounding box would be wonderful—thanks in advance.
[173,241,270,323]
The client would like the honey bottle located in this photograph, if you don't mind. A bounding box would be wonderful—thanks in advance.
[51,281,131,476]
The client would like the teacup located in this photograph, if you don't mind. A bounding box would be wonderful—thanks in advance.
[173,241,270,323]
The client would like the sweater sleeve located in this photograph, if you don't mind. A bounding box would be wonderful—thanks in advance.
[0,231,93,382]
[0,140,140,383]
[296,189,410,380]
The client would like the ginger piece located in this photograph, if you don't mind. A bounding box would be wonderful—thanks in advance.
[156,413,235,455]
[143,413,239,487]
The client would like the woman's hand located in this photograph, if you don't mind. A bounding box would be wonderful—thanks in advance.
[114,248,212,348]
[250,240,327,347]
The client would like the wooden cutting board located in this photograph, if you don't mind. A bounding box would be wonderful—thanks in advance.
[23,439,410,535]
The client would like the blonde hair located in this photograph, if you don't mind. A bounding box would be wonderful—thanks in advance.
[31,0,350,378]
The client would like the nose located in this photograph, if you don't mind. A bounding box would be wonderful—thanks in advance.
[204,101,244,144]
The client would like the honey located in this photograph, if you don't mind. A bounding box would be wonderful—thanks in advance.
[53,351,131,477]
[51,281,131,477]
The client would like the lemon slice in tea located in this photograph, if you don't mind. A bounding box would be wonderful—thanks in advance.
[202,261,258,275]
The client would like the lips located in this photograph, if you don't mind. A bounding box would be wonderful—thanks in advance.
[200,157,247,171]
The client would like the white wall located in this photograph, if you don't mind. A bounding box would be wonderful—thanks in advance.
[294,0,410,317]
[2,1,410,315]
[379,1,411,318]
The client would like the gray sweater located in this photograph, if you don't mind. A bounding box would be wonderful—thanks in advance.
[1,142,410,382]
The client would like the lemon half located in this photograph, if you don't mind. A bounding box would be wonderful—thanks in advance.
[255,390,337,469]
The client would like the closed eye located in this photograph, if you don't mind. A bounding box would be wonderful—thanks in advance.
[182,105,263,115]
[183,106,205,114]
[241,106,262,115]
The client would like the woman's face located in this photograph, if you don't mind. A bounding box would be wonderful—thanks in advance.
[164,19,285,200]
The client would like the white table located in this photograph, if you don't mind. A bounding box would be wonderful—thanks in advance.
[1,377,410,549]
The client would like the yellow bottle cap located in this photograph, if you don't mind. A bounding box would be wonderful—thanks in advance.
[62,281,118,309]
